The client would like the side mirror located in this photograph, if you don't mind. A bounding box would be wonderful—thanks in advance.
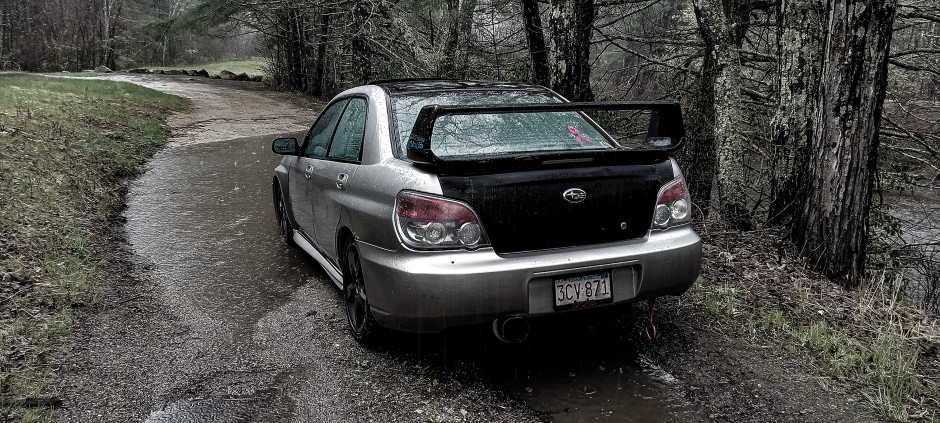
[272,138,298,155]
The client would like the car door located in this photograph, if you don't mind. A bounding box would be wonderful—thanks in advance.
[289,99,348,239]
[311,97,368,261]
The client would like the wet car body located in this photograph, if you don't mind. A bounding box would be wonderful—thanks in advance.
[272,80,702,344]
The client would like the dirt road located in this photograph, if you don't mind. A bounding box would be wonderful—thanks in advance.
[52,76,882,423]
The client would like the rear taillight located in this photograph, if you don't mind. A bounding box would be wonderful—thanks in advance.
[651,177,692,229]
[396,192,490,249]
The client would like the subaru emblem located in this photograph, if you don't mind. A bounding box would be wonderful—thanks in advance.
[563,188,587,204]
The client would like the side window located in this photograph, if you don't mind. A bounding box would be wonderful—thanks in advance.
[304,99,348,157]
[328,98,367,162]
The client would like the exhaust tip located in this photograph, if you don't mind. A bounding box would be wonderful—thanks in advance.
[493,315,529,344]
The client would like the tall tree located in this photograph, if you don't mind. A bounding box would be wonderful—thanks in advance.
[691,0,751,229]
[679,51,718,209]
[437,0,478,78]
[767,0,822,226]
[548,0,595,101]
[794,0,898,287]
[520,0,549,86]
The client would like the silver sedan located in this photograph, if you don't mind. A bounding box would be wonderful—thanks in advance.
[272,80,701,345]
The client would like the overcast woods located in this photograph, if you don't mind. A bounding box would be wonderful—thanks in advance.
[1,0,938,292]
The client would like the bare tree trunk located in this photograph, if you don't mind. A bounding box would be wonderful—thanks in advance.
[679,51,718,211]
[521,0,549,86]
[794,0,898,287]
[438,0,477,78]
[548,0,594,101]
[692,0,751,230]
[103,0,124,70]
[0,1,7,68]
[767,0,823,226]
[350,1,372,84]
[313,10,329,97]
[280,7,309,93]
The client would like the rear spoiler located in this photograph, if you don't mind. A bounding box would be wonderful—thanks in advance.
[405,101,686,167]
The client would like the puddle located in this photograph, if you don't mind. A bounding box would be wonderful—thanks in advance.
[505,358,705,422]
[506,344,707,421]
[425,315,711,422]
[124,132,317,344]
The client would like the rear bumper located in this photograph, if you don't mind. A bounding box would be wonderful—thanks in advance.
[358,226,701,333]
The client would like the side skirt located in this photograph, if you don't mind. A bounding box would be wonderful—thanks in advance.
[293,230,344,289]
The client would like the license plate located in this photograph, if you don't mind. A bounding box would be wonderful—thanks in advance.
[553,272,613,309]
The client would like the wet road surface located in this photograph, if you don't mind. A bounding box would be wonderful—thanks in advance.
[55,77,711,422]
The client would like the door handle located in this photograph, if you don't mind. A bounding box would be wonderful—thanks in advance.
[304,165,314,179]
[336,173,349,190]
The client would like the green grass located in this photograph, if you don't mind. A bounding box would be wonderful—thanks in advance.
[144,57,267,76]
[692,273,939,422]
[791,321,924,421]
[0,73,187,421]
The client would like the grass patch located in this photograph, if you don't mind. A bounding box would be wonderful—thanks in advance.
[144,57,267,76]
[0,73,187,421]
[691,256,940,421]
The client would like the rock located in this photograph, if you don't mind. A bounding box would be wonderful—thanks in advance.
[235,72,251,81]
[153,70,165,74]
[127,68,150,74]
[164,70,182,75]
[210,75,222,79]
[1,272,11,282]
[196,69,210,77]
[251,75,263,82]
[220,70,237,80]
[188,70,199,76]
[94,65,113,73]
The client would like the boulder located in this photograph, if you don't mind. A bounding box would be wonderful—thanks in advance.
[164,70,183,75]
[220,70,237,80]
[195,69,210,77]
[127,68,150,74]
[153,70,165,74]
[251,75,263,82]
[94,65,113,73]
[235,72,251,81]
[210,74,222,79]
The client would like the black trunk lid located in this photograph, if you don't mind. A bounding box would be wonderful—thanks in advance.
[439,158,673,254]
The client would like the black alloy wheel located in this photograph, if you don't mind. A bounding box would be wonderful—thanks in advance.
[274,186,295,246]
[344,240,378,346]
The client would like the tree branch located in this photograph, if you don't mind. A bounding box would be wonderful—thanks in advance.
[890,48,940,58]
[889,59,940,76]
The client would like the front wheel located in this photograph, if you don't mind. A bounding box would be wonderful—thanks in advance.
[274,185,295,246]
[344,239,380,346]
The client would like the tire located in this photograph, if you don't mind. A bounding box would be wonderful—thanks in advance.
[343,239,380,346]
[274,185,295,246]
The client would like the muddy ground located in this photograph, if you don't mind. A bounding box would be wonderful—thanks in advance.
[50,76,893,422]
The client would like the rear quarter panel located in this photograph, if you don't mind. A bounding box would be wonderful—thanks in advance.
[335,86,441,254]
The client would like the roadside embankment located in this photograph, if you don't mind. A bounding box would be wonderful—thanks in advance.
[0,73,187,422]
[646,223,940,422]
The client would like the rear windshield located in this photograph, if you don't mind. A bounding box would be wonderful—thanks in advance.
[390,90,616,158]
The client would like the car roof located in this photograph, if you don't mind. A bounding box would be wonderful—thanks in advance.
[368,79,551,96]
